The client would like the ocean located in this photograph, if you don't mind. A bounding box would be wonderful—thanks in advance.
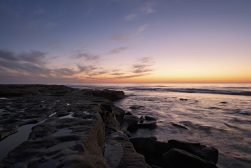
[72,83,251,168]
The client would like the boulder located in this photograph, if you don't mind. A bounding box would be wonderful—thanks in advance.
[130,137,219,168]
[167,140,218,164]
[144,115,157,121]
[105,130,150,168]
[125,112,132,115]
[138,116,157,129]
[123,115,139,132]
[112,106,125,124]
[162,148,218,168]
[130,137,169,157]
[123,115,157,132]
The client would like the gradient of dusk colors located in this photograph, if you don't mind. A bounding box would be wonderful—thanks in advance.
[0,0,251,83]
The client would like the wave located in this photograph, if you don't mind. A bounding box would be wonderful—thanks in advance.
[127,87,251,96]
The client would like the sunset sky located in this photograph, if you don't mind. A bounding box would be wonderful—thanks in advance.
[0,0,251,83]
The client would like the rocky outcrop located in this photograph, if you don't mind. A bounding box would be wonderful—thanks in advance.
[81,89,125,101]
[163,148,217,168]
[122,114,157,132]
[130,137,219,168]
[0,85,148,168]
[0,85,219,168]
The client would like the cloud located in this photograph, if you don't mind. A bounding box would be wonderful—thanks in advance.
[111,24,148,41]
[108,57,154,80]
[137,24,148,33]
[108,47,128,54]
[0,50,46,64]
[73,52,99,61]
[52,67,78,76]
[138,56,152,63]
[132,64,152,74]
[132,57,153,74]
[140,1,155,14]
[125,13,138,21]
[77,65,99,75]
[0,50,49,76]
[124,1,155,22]
[0,49,101,82]
[0,49,155,83]
[110,72,125,76]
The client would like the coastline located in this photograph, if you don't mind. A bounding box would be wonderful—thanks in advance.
[0,85,219,168]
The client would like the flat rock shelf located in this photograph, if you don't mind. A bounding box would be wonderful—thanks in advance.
[0,85,219,168]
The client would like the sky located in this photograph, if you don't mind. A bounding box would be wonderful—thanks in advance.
[0,0,251,84]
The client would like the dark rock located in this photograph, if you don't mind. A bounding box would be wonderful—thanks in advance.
[21,119,38,125]
[81,89,125,101]
[139,116,144,123]
[123,114,157,132]
[99,104,120,129]
[130,137,219,168]
[138,115,157,129]
[125,112,132,115]
[179,98,188,101]
[56,135,80,142]
[105,130,151,168]
[123,115,139,132]
[130,137,169,157]
[70,144,85,152]
[162,148,218,168]
[138,121,157,129]
[130,105,144,110]
[1,85,149,168]
[0,84,74,97]
[56,111,70,117]
[112,106,125,124]
[30,125,56,139]
[167,140,218,164]
[144,115,157,121]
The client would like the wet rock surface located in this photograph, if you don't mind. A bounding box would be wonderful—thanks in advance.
[0,85,220,168]
[0,85,148,168]
[122,114,157,132]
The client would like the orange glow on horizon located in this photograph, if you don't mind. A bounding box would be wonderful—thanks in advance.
[78,75,251,83]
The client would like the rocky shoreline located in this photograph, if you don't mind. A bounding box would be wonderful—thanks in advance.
[0,85,219,168]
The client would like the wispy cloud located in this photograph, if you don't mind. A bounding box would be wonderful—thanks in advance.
[108,47,128,54]
[0,50,49,76]
[137,24,148,33]
[125,1,155,22]
[73,52,100,61]
[125,13,138,21]
[108,57,154,80]
[0,49,155,83]
[0,49,98,81]
[0,50,46,65]
[131,57,153,74]
[140,1,155,14]
[111,24,149,41]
